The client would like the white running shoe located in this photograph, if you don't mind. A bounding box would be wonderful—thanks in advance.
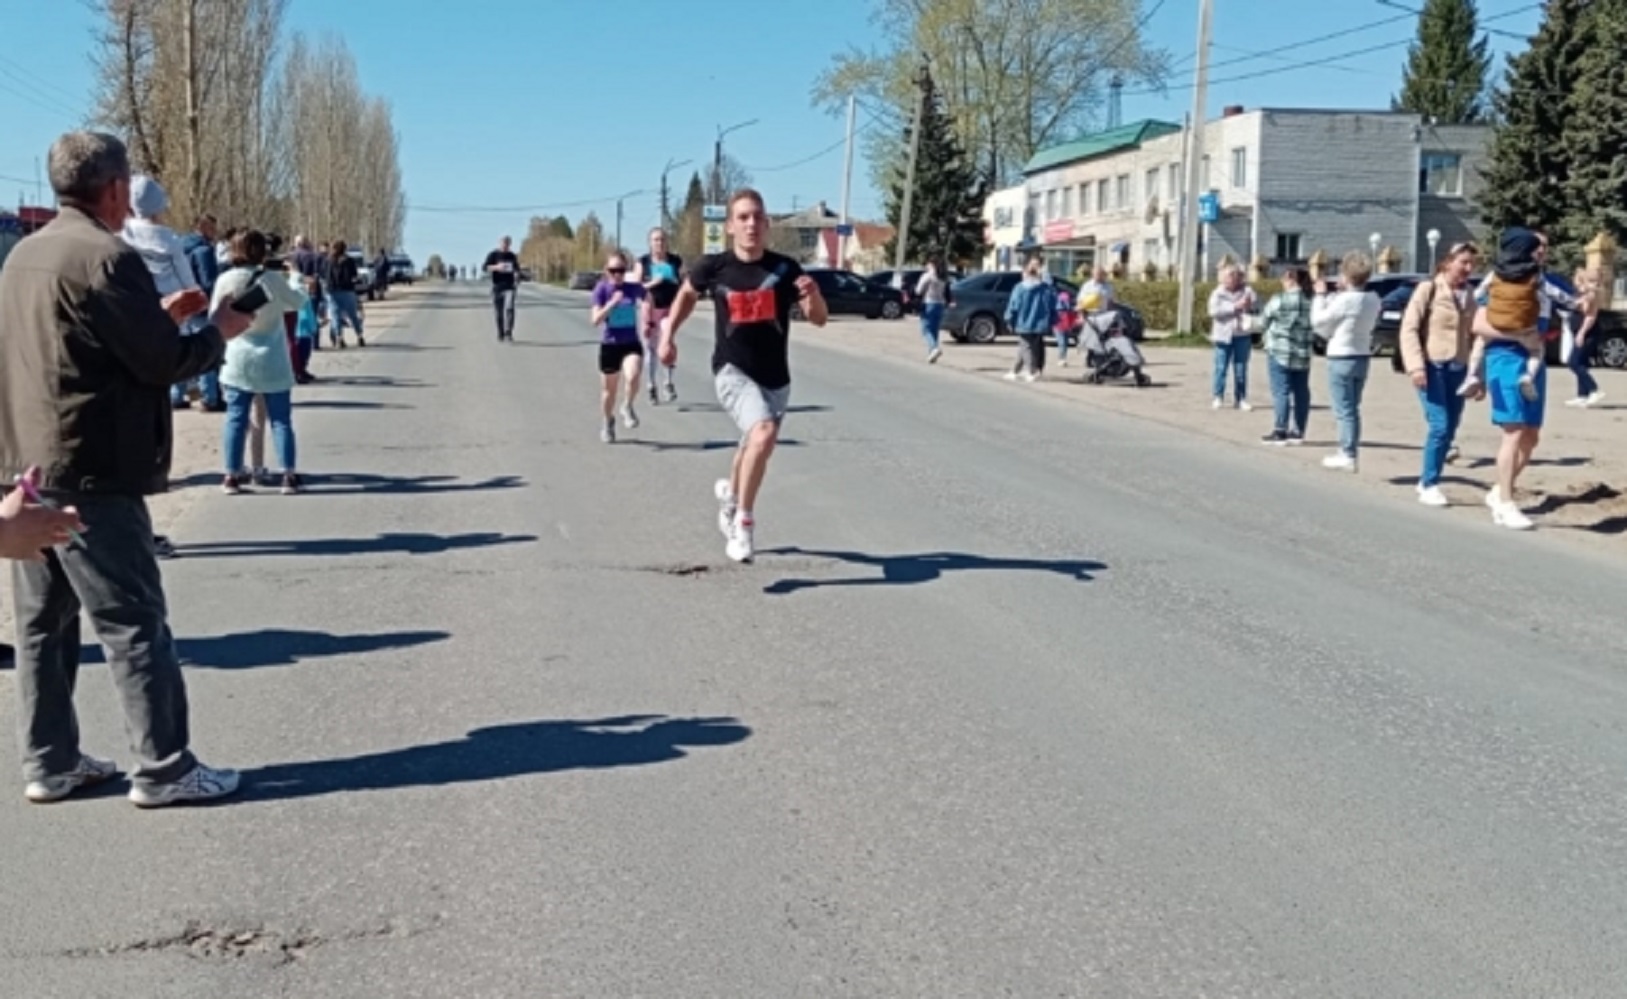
[1322,453,1357,473]
[24,754,118,803]
[726,514,755,563]
[1416,484,1449,508]
[1586,390,1606,407]
[714,479,737,539]
[1237,399,1254,412]
[1211,397,1223,410]
[1492,501,1534,531]
[1022,371,1038,383]
[1003,371,1019,382]
[927,348,943,364]
[621,404,640,430]
[1484,486,1501,508]
[127,762,241,808]
[1456,375,1482,398]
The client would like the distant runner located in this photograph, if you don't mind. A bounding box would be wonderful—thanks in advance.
[659,188,828,563]
[590,252,648,443]
[636,228,683,404]
[484,236,520,342]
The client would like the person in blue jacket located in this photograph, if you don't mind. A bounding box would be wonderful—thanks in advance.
[177,213,224,410]
[1004,258,1060,382]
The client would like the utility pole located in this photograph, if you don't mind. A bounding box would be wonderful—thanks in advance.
[839,94,857,268]
[893,60,929,273]
[712,120,759,205]
[1175,0,1213,336]
[659,157,691,231]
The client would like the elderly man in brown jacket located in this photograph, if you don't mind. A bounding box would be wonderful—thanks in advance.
[0,131,253,807]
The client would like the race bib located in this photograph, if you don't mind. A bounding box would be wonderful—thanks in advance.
[725,288,778,327]
[607,302,638,328]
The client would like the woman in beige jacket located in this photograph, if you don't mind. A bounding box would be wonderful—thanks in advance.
[1398,241,1480,507]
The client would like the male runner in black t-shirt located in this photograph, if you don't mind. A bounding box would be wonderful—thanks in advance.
[635,228,683,405]
[659,188,828,563]
[483,236,519,341]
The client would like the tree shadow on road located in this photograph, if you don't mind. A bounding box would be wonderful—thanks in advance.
[174,532,537,559]
[241,714,752,802]
[759,547,1107,595]
[75,628,452,670]
[319,375,434,389]
[309,473,526,495]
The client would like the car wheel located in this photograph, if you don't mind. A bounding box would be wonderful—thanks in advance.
[881,300,903,320]
[1595,331,1627,369]
[967,314,1000,344]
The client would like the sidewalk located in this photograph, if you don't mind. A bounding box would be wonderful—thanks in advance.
[0,285,428,650]
[805,315,1627,541]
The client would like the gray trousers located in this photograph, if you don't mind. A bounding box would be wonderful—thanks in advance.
[9,493,195,786]
[492,287,517,338]
[1014,333,1048,374]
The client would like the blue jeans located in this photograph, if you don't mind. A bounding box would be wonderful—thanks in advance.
[327,290,363,339]
[1267,357,1311,435]
[920,303,944,351]
[171,367,221,407]
[1569,334,1599,398]
[1416,362,1466,487]
[1326,356,1371,458]
[1212,337,1251,402]
[223,387,295,473]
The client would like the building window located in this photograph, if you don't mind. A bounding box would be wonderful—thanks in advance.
[1145,168,1161,207]
[1230,147,1247,189]
[1045,189,1058,220]
[1097,179,1110,214]
[1062,186,1073,218]
[1275,232,1304,262]
[1115,174,1130,210]
[1420,152,1463,196]
[1201,155,1211,190]
[1168,163,1180,203]
[1079,183,1090,215]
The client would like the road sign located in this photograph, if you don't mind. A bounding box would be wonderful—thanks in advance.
[703,221,726,254]
[1197,192,1220,224]
[703,204,726,222]
[836,223,854,237]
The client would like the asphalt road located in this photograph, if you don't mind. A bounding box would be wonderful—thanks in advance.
[2,281,1624,998]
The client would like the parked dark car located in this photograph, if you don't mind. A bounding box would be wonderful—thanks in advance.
[569,271,598,291]
[867,267,965,314]
[1593,309,1627,368]
[941,271,1145,344]
[793,267,905,320]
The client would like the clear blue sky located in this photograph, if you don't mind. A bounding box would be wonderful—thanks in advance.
[0,1,1543,266]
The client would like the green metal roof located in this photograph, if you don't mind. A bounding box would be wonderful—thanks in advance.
[1022,120,1183,175]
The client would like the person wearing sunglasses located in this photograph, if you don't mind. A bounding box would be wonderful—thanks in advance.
[589,252,648,443]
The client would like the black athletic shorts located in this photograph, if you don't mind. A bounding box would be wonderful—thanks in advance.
[598,341,641,374]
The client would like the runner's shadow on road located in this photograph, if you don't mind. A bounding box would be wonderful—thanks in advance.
[295,400,412,410]
[319,376,434,389]
[75,628,451,670]
[759,547,1106,595]
[174,532,537,559]
[624,439,804,452]
[675,403,832,415]
[310,473,526,495]
[241,714,752,802]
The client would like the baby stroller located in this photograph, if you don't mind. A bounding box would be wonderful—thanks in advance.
[1079,310,1152,387]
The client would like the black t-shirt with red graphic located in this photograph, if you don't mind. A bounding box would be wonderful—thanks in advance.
[685,249,804,390]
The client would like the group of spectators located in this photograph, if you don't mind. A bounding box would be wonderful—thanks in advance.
[1210,228,1606,531]
[0,130,402,807]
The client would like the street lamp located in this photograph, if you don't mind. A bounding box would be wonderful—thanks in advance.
[1427,228,1441,268]
[1369,232,1382,260]
[660,157,692,230]
[712,118,759,204]
[613,189,647,251]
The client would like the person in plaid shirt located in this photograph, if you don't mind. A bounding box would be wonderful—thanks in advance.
[1261,266,1316,445]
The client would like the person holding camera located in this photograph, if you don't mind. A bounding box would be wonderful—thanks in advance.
[1311,253,1383,473]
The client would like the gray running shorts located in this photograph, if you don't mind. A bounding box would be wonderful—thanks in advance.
[715,364,790,436]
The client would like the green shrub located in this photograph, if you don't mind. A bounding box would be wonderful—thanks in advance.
[1113,280,1276,335]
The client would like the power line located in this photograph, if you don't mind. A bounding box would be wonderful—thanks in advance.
[0,54,85,104]
[742,115,889,174]
[408,192,657,214]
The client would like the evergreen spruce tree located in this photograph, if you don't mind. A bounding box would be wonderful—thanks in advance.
[1393,0,1493,122]
[1477,0,1595,241]
[885,67,988,267]
[1557,0,1627,264]
[674,172,707,260]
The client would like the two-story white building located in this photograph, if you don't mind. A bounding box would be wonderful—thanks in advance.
[999,108,1490,280]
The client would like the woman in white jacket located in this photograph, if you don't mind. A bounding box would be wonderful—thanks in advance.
[1311,252,1383,472]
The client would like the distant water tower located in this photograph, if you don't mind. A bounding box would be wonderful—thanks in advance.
[1107,74,1124,129]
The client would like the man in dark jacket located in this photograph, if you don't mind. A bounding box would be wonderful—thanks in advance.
[372,249,392,301]
[0,131,252,808]
[173,213,225,410]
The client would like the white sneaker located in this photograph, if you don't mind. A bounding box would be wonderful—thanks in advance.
[1586,391,1606,407]
[1416,484,1449,508]
[1022,371,1038,383]
[1484,486,1501,508]
[1565,397,1589,408]
[128,762,241,808]
[1003,371,1018,382]
[927,348,942,364]
[24,754,118,803]
[1237,399,1254,412]
[1059,358,1070,368]
[1456,375,1482,399]
[1212,397,1223,410]
[1322,453,1357,473]
[725,514,755,563]
[621,404,639,430]
[1445,445,1461,464]
[714,479,737,539]
[1492,501,1534,531]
